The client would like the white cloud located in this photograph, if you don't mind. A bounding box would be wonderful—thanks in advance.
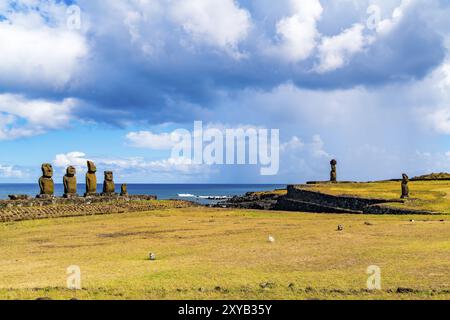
[0,94,78,140]
[53,151,208,175]
[271,0,323,62]
[414,61,450,134]
[125,131,177,150]
[0,2,88,88]
[0,165,24,178]
[53,151,89,168]
[281,134,330,158]
[376,0,414,35]
[315,23,367,73]
[170,0,251,57]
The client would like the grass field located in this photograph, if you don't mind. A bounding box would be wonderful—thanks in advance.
[302,180,450,213]
[0,206,449,300]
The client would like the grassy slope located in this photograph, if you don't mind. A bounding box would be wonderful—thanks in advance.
[0,207,449,300]
[302,181,450,213]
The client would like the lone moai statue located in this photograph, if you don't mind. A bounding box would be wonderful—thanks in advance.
[401,174,409,199]
[330,159,337,183]
[37,163,54,198]
[85,161,98,196]
[102,171,115,195]
[63,166,78,198]
[120,184,128,196]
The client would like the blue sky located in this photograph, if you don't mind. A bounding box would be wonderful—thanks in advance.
[1,0,450,183]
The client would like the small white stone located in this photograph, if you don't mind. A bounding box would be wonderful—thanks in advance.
[149,252,156,261]
[268,236,275,243]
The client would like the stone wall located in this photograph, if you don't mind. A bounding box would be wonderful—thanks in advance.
[286,185,403,212]
[0,195,156,209]
[217,186,437,215]
[0,195,198,223]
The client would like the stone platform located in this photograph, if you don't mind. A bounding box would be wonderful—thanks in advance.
[215,185,437,215]
[1,194,157,209]
[0,195,202,223]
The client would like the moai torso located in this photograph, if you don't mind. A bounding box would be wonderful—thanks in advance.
[103,171,115,194]
[38,164,54,196]
[63,166,77,196]
[85,161,97,195]
[120,184,128,196]
[401,174,409,199]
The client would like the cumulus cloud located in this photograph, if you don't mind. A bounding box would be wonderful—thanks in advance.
[125,131,178,150]
[0,1,88,88]
[376,0,415,35]
[271,0,323,62]
[0,0,445,131]
[170,0,251,57]
[52,151,210,181]
[315,24,367,73]
[0,94,78,140]
[0,164,24,178]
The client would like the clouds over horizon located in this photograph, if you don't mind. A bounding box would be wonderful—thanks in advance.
[1,0,450,182]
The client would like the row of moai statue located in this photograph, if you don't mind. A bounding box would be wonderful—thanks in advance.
[329,159,410,198]
[37,161,128,198]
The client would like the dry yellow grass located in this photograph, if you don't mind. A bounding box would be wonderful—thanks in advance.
[0,206,449,300]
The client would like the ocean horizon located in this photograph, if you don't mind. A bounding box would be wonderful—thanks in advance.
[0,183,286,204]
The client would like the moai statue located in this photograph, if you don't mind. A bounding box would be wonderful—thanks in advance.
[120,184,128,196]
[37,163,54,198]
[63,166,78,198]
[330,159,337,183]
[102,171,116,195]
[401,174,409,199]
[85,161,98,197]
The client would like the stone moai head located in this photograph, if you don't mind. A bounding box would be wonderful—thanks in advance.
[87,161,97,173]
[121,184,127,193]
[66,166,76,177]
[402,174,409,182]
[330,159,337,168]
[41,163,53,178]
[104,171,114,181]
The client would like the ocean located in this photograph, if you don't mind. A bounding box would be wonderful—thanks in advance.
[0,184,285,204]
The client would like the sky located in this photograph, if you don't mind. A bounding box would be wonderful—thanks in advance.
[1,0,450,184]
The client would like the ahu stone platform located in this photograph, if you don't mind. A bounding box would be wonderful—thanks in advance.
[216,185,437,215]
[0,195,196,223]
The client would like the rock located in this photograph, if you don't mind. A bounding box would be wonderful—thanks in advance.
[63,166,78,198]
[268,235,275,243]
[85,161,98,196]
[364,222,373,226]
[259,282,275,289]
[37,163,54,197]
[8,194,29,200]
[396,287,416,294]
[337,224,344,231]
[102,171,115,195]
[149,252,156,261]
